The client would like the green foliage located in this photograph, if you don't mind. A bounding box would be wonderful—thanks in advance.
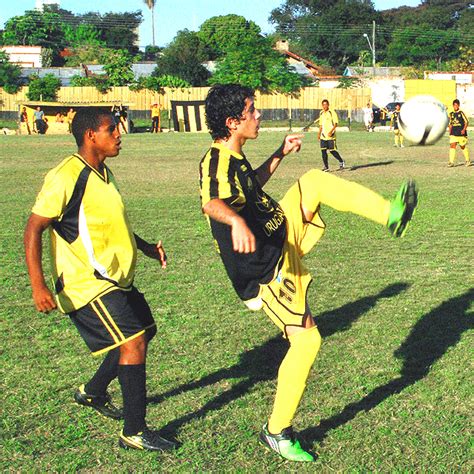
[0,51,23,94]
[102,49,135,86]
[130,74,190,92]
[70,75,111,94]
[198,15,262,60]
[156,30,210,86]
[2,10,66,66]
[143,45,162,61]
[40,48,54,67]
[386,27,461,68]
[26,73,61,101]
[336,76,363,89]
[64,24,104,48]
[63,45,109,67]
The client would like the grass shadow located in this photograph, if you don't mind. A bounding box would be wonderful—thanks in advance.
[349,160,394,171]
[300,287,474,445]
[150,282,410,438]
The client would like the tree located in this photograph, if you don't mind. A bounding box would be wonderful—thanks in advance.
[269,0,379,71]
[0,51,23,94]
[143,0,157,47]
[198,14,262,60]
[2,10,66,66]
[27,73,61,101]
[102,49,135,86]
[210,35,305,93]
[156,30,210,86]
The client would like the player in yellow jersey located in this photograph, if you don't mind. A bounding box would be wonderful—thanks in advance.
[390,103,404,148]
[448,99,470,167]
[24,107,175,452]
[200,84,418,463]
[318,99,345,171]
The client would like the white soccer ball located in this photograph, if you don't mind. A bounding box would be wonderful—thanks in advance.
[398,95,449,145]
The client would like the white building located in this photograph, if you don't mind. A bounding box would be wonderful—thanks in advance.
[1,46,42,67]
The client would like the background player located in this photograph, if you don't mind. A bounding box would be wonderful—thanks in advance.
[318,99,345,171]
[199,84,418,463]
[390,103,404,148]
[24,107,175,452]
[448,99,470,167]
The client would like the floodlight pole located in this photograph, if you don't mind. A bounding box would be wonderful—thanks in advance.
[363,21,376,77]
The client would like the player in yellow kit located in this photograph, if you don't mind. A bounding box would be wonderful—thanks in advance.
[448,99,470,167]
[318,99,345,171]
[199,84,419,463]
[390,103,404,148]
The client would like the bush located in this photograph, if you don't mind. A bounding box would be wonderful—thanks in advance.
[27,74,61,101]
[0,51,23,94]
[70,75,111,94]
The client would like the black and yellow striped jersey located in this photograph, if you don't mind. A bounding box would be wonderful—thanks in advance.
[319,109,338,140]
[199,143,286,301]
[449,110,469,136]
[32,154,137,313]
[390,110,400,130]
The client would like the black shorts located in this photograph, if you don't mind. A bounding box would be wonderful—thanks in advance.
[69,287,155,356]
[320,139,337,151]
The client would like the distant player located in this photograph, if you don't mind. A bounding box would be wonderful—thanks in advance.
[318,99,345,171]
[199,84,418,463]
[448,99,470,167]
[363,102,374,132]
[390,103,404,148]
[24,107,175,452]
[151,103,162,133]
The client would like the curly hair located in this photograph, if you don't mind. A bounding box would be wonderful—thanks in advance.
[205,84,255,140]
[72,107,114,147]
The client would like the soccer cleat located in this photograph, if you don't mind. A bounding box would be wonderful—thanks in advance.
[74,384,123,420]
[322,167,329,172]
[387,180,419,238]
[259,423,314,462]
[119,429,176,451]
[465,161,471,167]
[339,160,346,170]
[400,144,405,148]
[447,162,455,167]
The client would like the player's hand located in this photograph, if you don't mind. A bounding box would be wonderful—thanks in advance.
[231,216,256,253]
[282,134,303,155]
[32,285,57,313]
[142,241,167,268]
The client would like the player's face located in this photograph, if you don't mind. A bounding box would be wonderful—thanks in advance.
[453,102,459,111]
[322,101,329,111]
[396,105,400,111]
[238,98,261,139]
[92,115,122,157]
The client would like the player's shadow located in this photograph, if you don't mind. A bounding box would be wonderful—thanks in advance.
[349,160,394,171]
[149,282,410,438]
[300,287,474,445]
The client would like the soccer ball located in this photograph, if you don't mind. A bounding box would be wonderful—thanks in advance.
[398,95,449,145]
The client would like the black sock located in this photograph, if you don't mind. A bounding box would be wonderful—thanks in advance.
[321,149,329,168]
[331,150,344,163]
[118,364,147,436]
[85,348,119,396]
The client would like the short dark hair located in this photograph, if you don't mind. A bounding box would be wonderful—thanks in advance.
[72,107,114,147]
[322,99,329,105]
[205,84,255,140]
[453,99,460,106]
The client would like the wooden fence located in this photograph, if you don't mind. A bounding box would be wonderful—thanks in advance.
[0,86,371,117]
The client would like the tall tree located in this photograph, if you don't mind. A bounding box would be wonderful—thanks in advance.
[143,0,157,46]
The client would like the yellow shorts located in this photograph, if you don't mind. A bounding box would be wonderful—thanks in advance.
[450,135,468,147]
[245,179,326,336]
[393,129,401,136]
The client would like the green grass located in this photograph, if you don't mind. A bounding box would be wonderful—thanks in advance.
[0,130,472,472]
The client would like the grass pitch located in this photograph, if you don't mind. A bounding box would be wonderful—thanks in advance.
[0,130,472,472]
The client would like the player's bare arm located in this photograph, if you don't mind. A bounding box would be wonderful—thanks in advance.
[24,213,57,313]
[134,234,167,268]
[255,134,303,186]
[202,199,256,253]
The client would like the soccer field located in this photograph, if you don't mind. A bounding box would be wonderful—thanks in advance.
[1,130,472,471]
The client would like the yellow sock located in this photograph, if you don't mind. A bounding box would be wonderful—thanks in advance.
[268,327,321,434]
[299,169,391,226]
[449,148,456,164]
[399,134,404,146]
[394,134,399,146]
[462,147,470,163]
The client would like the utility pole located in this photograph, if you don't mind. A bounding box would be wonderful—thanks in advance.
[363,21,376,77]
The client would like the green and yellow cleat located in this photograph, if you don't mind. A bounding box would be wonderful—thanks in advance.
[119,429,176,452]
[387,179,419,238]
[259,423,315,462]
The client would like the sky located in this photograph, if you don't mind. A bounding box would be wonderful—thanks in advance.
[1,1,422,48]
